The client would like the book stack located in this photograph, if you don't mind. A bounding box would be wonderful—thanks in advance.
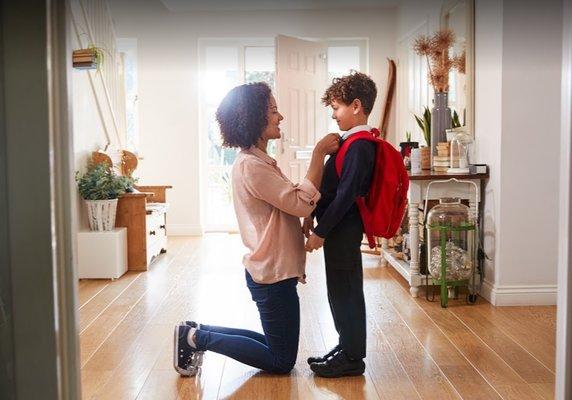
[433,142,450,172]
[73,49,98,70]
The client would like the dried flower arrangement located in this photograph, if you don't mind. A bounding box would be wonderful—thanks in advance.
[413,29,466,92]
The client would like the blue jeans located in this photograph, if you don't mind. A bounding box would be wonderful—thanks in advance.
[194,270,300,374]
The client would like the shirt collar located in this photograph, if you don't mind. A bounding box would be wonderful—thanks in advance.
[341,124,373,140]
[244,146,277,166]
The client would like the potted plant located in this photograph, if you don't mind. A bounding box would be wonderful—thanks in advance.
[414,106,432,170]
[76,162,135,231]
[399,130,419,160]
[413,29,464,167]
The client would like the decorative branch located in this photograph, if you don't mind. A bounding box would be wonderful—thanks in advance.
[413,29,464,93]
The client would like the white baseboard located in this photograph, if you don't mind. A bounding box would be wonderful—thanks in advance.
[167,224,203,236]
[481,280,557,306]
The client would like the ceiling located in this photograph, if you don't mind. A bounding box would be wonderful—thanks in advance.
[158,0,398,12]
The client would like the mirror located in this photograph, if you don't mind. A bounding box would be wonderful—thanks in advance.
[441,0,474,137]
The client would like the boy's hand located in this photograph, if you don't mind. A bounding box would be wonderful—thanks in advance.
[315,133,340,156]
[305,233,325,252]
[302,217,314,238]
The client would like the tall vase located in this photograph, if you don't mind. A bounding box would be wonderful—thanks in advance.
[430,92,452,169]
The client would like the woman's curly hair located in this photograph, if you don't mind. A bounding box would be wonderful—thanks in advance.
[216,82,272,149]
[321,71,377,116]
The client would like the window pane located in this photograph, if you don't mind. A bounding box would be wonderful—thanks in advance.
[327,46,361,132]
[245,47,275,72]
[204,47,239,106]
[203,46,241,229]
[245,46,275,88]
[244,46,276,156]
[328,46,360,79]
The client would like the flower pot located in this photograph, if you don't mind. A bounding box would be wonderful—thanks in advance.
[420,146,431,170]
[85,199,118,231]
[399,141,419,159]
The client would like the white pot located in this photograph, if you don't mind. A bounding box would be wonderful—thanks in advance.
[85,199,118,231]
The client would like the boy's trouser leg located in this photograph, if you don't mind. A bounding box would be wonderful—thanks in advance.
[325,265,366,360]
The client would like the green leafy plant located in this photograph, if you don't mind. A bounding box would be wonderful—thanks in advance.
[76,162,135,200]
[414,107,431,146]
[452,110,463,128]
[405,131,412,142]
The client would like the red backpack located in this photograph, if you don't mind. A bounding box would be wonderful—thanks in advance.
[335,128,409,248]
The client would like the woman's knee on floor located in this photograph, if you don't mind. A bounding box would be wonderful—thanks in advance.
[270,361,295,374]
[270,354,297,374]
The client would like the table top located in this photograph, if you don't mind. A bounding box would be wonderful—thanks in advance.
[408,169,489,181]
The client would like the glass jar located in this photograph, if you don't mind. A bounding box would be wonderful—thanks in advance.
[448,131,472,173]
[426,197,476,306]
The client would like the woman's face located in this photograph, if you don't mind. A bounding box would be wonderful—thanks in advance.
[261,95,284,141]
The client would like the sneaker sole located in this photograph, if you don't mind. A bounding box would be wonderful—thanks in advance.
[310,365,365,378]
[173,326,199,377]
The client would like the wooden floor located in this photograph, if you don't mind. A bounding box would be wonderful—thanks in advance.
[78,235,556,400]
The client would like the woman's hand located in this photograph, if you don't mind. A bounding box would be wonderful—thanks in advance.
[314,133,340,156]
[305,233,325,252]
[302,216,314,238]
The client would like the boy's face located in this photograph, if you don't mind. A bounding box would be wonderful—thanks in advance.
[330,99,362,131]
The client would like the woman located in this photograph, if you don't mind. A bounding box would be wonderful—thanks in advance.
[174,82,339,376]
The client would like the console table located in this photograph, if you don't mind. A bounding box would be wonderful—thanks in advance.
[381,169,489,297]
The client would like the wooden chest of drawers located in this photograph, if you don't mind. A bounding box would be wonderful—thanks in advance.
[115,185,172,271]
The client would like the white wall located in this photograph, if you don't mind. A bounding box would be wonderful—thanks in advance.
[474,0,504,302]
[108,0,397,235]
[475,0,563,305]
[70,0,124,232]
[497,0,562,301]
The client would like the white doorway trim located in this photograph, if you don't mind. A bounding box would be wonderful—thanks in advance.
[556,0,572,397]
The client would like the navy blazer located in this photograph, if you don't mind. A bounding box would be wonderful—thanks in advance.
[314,138,376,238]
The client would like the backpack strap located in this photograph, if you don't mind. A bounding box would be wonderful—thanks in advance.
[333,128,381,249]
[334,129,380,177]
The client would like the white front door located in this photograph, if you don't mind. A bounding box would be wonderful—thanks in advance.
[275,35,328,183]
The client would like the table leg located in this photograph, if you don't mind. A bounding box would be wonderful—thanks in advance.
[409,202,420,297]
[380,238,388,266]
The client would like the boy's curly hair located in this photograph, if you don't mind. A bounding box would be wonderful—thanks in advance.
[321,71,377,116]
[216,82,272,149]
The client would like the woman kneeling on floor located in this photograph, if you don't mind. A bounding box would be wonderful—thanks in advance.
[173,82,339,376]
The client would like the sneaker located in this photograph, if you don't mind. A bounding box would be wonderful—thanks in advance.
[307,345,341,365]
[173,324,204,377]
[179,320,201,329]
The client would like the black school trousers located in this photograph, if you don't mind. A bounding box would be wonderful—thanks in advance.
[322,211,366,360]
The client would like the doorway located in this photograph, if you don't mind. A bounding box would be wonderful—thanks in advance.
[198,37,366,232]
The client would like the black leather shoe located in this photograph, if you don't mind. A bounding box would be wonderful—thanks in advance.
[310,349,365,378]
[307,345,341,365]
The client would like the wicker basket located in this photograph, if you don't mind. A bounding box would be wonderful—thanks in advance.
[86,199,118,231]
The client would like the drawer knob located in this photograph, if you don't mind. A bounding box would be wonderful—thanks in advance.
[160,224,166,229]
[150,230,156,235]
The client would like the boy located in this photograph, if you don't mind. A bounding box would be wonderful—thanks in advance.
[304,71,377,378]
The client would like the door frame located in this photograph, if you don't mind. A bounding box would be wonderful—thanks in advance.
[1,1,80,398]
[556,0,572,397]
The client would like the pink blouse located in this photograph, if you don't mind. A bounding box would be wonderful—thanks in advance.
[232,147,320,284]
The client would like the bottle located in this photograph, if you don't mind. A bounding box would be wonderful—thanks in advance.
[410,148,421,173]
